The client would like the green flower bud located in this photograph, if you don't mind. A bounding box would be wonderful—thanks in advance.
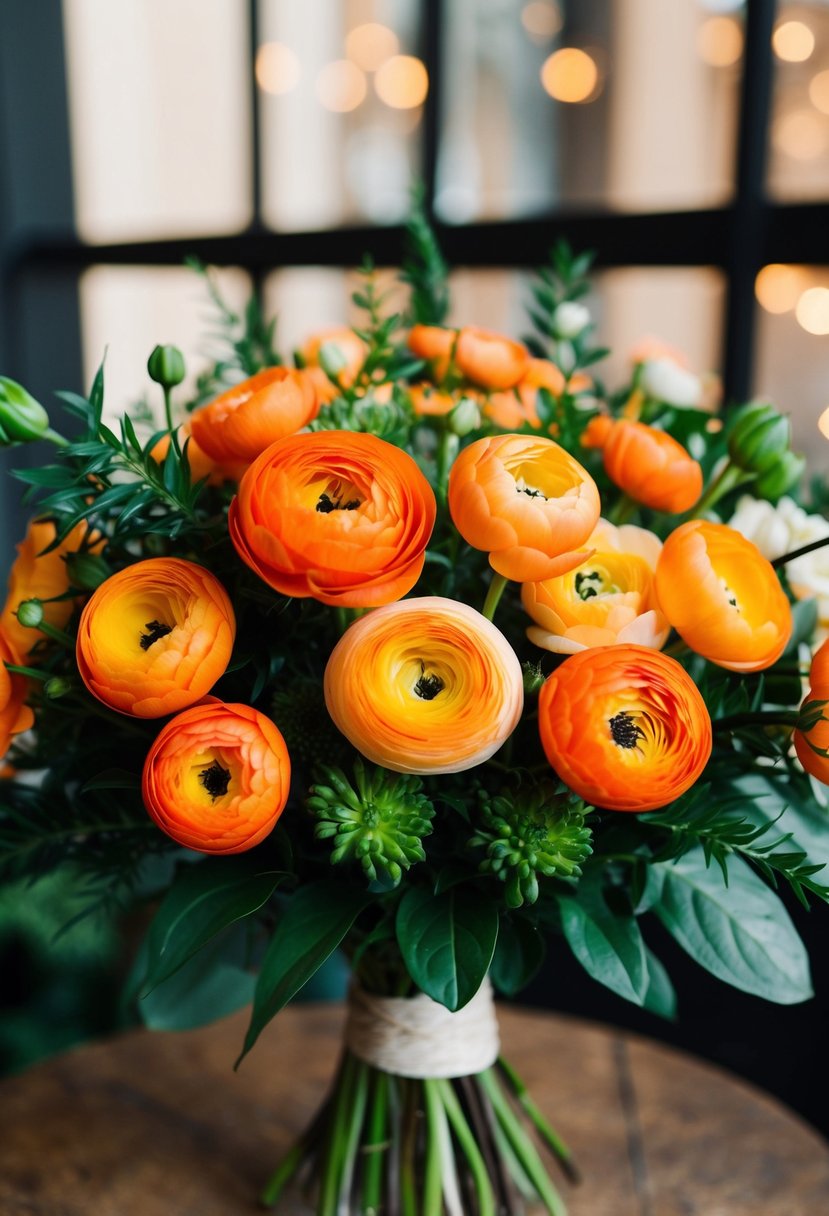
[470,782,592,908]
[307,760,434,887]
[16,599,44,629]
[522,660,546,696]
[64,551,111,590]
[147,345,186,390]
[0,377,51,445]
[448,396,481,437]
[44,676,74,699]
[727,401,792,473]
[753,450,805,501]
[318,341,348,379]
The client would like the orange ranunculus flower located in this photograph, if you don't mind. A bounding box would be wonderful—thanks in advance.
[485,360,592,430]
[76,558,236,718]
[1,519,97,658]
[455,326,530,390]
[300,327,368,404]
[538,645,712,812]
[229,431,436,607]
[654,520,792,672]
[794,694,829,784]
[408,383,458,417]
[522,519,669,654]
[0,628,34,760]
[448,434,601,582]
[141,700,290,853]
[150,425,245,486]
[582,416,703,514]
[324,596,523,774]
[190,367,319,465]
[408,325,457,382]
[809,639,829,698]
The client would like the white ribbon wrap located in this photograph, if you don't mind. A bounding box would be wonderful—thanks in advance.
[345,978,500,1079]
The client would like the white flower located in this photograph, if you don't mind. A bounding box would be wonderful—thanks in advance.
[552,301,590,339]
[640,357,703,409]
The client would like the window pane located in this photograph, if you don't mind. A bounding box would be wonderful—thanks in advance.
[79,267,251,423]
[436,0,741,222]
[63,0,252,241]
[768,1,829,200]
[258,0,423,229]
[754,265,829,471]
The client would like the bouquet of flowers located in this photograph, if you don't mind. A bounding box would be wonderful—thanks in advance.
[2,216,828,1216]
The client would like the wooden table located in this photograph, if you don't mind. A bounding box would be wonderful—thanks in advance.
[1,1003,827,1215]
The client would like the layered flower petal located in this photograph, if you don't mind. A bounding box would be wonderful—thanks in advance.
[484,360,592,431]
[229,430,436,607]
[1,519,97,658]
[538,645,712,812]
[0,628,34,760]
[142,700,290,853]
[810,638,829,698]
[583,417,702,514]
[454,327,530,390]
[408,325,456,382]
[522,519,669,654]
[190,367,319,465]
[76,558,236,717]
[324,596,524,774]
[655,520,792,672]
[448,434,600,581]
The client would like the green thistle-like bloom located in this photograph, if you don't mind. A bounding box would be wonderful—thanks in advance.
[307,760,435,886]
[471,783,593,908]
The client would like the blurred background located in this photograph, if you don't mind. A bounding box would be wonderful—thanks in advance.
[1,0,828,1134]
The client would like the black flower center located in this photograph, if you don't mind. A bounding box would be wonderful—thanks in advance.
[575,571,603,600]
[316,492,361,513]
[140,620,173,650]
[609,711,644,750]
[199,760,231,800]
[414,664,445,700]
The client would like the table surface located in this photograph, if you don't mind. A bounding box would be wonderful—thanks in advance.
[1,1003,827,1216]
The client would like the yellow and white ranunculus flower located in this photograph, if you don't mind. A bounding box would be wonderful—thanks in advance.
[323,596,524,775]
[521,519,669,655]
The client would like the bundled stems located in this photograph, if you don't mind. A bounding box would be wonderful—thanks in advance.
[260,1050,576,1215]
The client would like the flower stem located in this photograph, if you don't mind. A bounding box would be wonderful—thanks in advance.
[43,427,69,447]
[482,572,509,622]
[687,459,749,519]
[772,534,829,569]
[479,1069,567,1216]
[422,1080,444,1216]
[361,1069,389,1215]
[496,1057,579,1183]
[713,710,800,732]
[436,1078,496,1216]
[400,1080,418,1216]
[318,1053,357,1216]
[163,386,181,456]
[607,492,637,525]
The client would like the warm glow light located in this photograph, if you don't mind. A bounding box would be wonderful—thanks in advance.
[521,1,562,42]
[773,109,828,160]
[374,55,429,109]
[255,42,301,96]
[772,20,815,63]
[345,23,399,72]
[755,264,808,314]
[819,405,829,439]
[697,16,744,67]
[316,59,367,113]
[796,287,829,335]
[809,69,829,116]
[540,48,599,103]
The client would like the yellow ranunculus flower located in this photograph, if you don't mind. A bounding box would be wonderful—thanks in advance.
[324,596,524,775]
[521,519,669,654]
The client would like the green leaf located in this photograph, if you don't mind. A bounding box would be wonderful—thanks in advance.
[141,858,283,994]
[137,925,256,1031]
[489,914,545,997]
[653,848,812,1004]
[238,881,370,1065]
[558,890,648,1006]
[396,884,498,1012]
[81,768,141,794]
[642,948,677,1020]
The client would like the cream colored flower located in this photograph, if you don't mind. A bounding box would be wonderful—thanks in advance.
[640,358,703,409]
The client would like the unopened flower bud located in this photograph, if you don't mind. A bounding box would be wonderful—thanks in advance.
[754,449,805,501]
[16,599,44,629]
[147,345,186,390]
[522,660,546,696]
[639,359,703,409]
[318,341,348,379]
[65,551,111,590]
[448,396,481,437]
[0,377,51,445]
[44,676,74,699]
[552,301,590,339]
[728,401,792,473]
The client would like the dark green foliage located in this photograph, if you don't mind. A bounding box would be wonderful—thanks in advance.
[400,186,450,326]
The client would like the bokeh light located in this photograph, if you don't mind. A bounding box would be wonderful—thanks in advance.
[345,23,399,73]
[772,109,828,160]
[755,264,808,314]
[316,59,367,113]
[374,55,429,109]
[255,42,301,96]
[772,20,815,63]
[697,17,744,67]
[809,69,829,116]
[818,405,829,440]
[521,1,562,42]
[540,48,599,104]
[796,287,829,335]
